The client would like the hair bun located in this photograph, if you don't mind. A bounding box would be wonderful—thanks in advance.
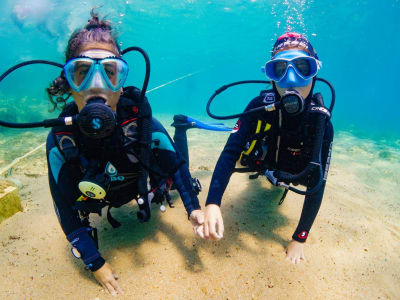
[85,10,112,31]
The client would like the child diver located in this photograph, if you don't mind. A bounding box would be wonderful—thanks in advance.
[202,32,334,265]
[44,11,207,295]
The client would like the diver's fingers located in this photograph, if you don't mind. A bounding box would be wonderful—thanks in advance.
[105,282,117,296]
[111,268,119,280]
[300,253,306,262]
[196,212,205,225]
[204,221,210,239]
[287,255,295,264]
[111,272,124,294]
[112,279,124,295]
[208,220,219,240]
[216,217,224,239]
[196,224,205,239]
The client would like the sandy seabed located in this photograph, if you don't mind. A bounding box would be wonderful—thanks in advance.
[0,127,399,300]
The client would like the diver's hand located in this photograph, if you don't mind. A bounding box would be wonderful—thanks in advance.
[189,209,205,239]
[285,240,306,264]
[204,204,224,240]
[93,262,124,296]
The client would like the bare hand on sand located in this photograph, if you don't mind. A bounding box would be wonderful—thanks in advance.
[93,262,124,296]
[189,209,205,238]
[204,204,224,240]
[285,240,306,264]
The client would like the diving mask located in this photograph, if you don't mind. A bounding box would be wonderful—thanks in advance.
[64,55,129,92]
[263,50,321,87]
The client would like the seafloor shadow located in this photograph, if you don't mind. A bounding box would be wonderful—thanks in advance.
[81,170,289,274]
[195,174,289,258]
[86,193,205,272]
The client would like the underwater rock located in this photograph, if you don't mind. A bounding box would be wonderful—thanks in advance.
[0,180,22,224]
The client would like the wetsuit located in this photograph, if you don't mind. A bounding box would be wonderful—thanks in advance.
[206,89,333,243]
[46,100,200,272]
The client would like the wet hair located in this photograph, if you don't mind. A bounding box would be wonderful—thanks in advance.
[46,8,121,111]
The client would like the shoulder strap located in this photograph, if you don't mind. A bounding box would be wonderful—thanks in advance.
[52,102,80,163]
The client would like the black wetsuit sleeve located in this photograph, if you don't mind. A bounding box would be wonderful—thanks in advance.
[206,97,264,206]
[46,133,105,271]
[292,120,334,243]
[151,118,201,216]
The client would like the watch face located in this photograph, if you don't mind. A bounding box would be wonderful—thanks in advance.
[71,247,81,259]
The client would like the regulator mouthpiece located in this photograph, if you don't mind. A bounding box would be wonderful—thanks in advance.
[78,97,116,139]
[280,89,305,116]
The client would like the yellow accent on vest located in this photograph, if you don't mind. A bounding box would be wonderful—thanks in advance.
[264,123,271,132]
[239,120,272,160]
[242,120,262,155]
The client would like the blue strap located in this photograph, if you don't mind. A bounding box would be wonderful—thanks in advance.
[66,227,101,267]
[186,116,232,132]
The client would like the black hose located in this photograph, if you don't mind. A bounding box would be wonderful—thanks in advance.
[206,77,334,120]
[137,108,152,222]
[315,77,335,113]
[122,47,153,222]
[206,80,271,120]
[122,47,150,99]
[0,60,63,82]
[0,60,65,128]
[0,117,69,129]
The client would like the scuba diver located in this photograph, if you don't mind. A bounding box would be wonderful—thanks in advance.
[202,32,334,265]
[0,10,232,295]
[41,12,209,295]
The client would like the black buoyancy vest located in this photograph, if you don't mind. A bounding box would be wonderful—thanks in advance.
[52,86,147,196]
[239,90,320,176]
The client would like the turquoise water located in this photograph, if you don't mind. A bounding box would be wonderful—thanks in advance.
[0,0,399,166]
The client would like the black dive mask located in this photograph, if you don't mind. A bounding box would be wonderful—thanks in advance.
[279,89,305,116]
[78,98,116,139]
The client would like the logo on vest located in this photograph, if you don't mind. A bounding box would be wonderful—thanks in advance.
[91,118,103,130]
[263,92,275,104]
[105,162,125,182]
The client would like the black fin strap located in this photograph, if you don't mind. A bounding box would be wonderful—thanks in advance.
[249,173,261,179]
[90,227,99,249]
[278,189,289,205]
[107,206,121,228]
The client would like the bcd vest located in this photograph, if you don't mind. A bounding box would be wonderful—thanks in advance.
[238,91,321,181]
[52,86,148,217]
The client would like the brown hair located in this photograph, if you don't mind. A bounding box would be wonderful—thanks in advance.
[46,8,121,111]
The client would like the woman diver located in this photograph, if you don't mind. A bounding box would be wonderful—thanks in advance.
[202,32,334,264]
[45,11,205,295]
